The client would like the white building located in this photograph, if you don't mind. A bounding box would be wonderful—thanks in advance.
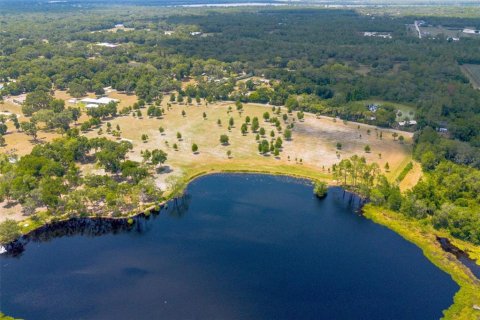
[80,97,119,107]
[399,120,417,126]
[96,42,119,48]
[463,28,480,35]
[364,32,392,39]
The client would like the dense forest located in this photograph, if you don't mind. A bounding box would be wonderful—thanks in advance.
[1,8,480,145]
[0,6,479,245]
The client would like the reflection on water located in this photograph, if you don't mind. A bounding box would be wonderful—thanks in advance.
[4,195,191,257]
[0,174,460,320]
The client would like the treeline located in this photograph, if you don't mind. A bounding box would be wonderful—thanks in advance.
[1,8,480,143]
[335,153,479,245]
[164,10,480,144]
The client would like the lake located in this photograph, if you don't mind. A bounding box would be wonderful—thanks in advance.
[0,174,458,319]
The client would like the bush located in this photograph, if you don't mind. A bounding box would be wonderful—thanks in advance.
[313,181,328,198]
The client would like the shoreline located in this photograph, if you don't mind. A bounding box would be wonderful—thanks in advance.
[3,165,332,246]
[363,205,480,320]
[2,169,480,319]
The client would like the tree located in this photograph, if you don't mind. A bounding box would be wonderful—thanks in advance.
[392,132,398,141]
[120,160,148,183]
[0,123,7,135]
[227,150,232,158]
[259,127,266,136]
[0,135,5,146]
[364,145,371,153]
[384,162,390,172]
[220,134,229,145]
[275,137,283,149]
[263,112,270,122]
[284,128,292,140]
[251,117,259,132]
[151,149,168,168]
[336,142,342,150]
[258,139,270,154]
[235,100,243,111]
[142,149,152,162]
[192,143,198,153]
[241,123,248,135]
[229,117,234,127]
[21,121,38,141]
[399,135,405,144]
[297,111,304,121]
[22,90,53,116]
[182,110,186,117]
[274,148,280,157]
[141,134,149,143]
[314,181,328,198]
[159,127,165,134]
[0,219,20,244]
[177,132,182,140]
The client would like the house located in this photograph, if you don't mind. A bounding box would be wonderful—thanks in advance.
[68,98,78,104]
[164,31,174,36]
[190,32,202,36]
[115,24,125,28]
[398,120,417,126]
[438,127,448,133]
[80,97,119,107]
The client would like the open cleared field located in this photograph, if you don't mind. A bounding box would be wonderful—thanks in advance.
[83,100,413,189]
[1,95,414,221]
[0,91,139,157]
[460,64,480,89]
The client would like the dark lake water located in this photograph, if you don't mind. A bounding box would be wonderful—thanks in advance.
[0,174,458,320]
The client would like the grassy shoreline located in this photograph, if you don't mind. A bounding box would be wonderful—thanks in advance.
[363,204,480,320]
